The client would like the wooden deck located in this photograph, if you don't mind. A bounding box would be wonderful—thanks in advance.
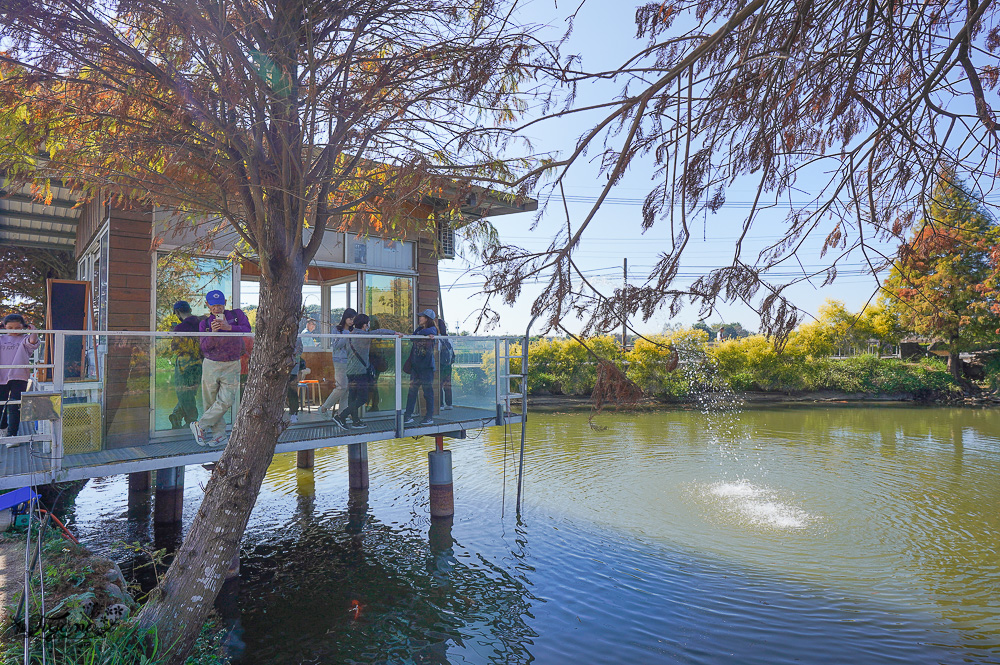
[0,406,517,490]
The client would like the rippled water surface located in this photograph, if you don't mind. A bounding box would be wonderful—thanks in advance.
[67,405,1000,664]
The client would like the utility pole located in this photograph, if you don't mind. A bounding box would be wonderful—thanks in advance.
[622,257,628,351]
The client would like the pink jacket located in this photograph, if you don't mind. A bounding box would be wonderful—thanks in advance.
[0,333,40,384]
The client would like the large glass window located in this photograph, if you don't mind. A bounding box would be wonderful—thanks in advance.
[364,273,414,333]
[155,254,234,329]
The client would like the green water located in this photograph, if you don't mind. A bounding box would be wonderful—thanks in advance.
[70,404,1000,663]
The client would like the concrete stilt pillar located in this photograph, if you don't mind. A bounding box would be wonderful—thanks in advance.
[153,466,185,524]
[348,443,369,490]
[428,436,453,518]
[128,471,151,494]
[296,449,315,469]
[127,471,152,520]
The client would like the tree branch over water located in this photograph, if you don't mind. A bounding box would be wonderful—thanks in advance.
[476,0,1000,344]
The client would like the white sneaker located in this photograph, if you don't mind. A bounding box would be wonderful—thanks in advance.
[209,432,228,447]
[441,405,453,411]
[419,418,434,426]
[404,416,415,424]
[190,421,208,447]
[289,414,299,424]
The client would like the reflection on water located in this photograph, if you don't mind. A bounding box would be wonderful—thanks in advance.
[65,405,1000,664]
[701,480,817,529]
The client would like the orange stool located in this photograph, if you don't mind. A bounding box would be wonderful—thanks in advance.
[297,379,322,411]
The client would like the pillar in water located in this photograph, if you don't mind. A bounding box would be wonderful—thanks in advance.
[153,466,184,524]
[348,442,369,490]
[428,447,454,518]
[297,449,315,469]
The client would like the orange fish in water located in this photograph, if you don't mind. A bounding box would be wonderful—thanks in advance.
[348,600,361,619]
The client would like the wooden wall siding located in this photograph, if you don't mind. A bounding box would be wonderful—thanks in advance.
[74,198,107,258]
[416,235,440,320]
[104,205,153,449]
[107,206,153,331]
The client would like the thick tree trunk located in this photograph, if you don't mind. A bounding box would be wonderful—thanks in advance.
[948,347,962,381]
[134,254,304,663]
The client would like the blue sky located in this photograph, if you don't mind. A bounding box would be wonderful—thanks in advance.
[439,1,900,336]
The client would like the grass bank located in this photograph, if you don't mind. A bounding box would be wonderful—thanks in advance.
[505,333,970,403]
[1,517,228,665]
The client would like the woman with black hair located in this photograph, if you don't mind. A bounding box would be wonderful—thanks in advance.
[333,314,399,429]
[320,308,357,416]
[437,318,454,410]
[0,313,40,438]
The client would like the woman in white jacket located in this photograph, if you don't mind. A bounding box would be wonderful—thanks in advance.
[319,308,357,416]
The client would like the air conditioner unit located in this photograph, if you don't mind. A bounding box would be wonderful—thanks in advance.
[438,219,456,259]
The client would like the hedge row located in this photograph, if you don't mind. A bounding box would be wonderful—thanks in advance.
[496,332,962,400]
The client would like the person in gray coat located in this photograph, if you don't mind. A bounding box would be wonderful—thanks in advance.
[319,308,356,415]
[333,314,399,429]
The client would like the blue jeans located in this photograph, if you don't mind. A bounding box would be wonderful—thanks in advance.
[403,367,434,420]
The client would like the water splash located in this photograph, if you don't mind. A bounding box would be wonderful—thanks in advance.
[704,480,817,530]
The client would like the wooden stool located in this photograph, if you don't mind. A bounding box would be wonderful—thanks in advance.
[298,379,322,411]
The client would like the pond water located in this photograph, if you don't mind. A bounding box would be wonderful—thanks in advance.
[65,404,1000,664]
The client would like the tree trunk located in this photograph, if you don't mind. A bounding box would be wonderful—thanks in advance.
[948,347,962,381]
[134,254,304,663]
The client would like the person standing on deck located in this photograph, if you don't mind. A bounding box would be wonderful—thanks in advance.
[437,318,455,411]
[191,290,251,447]
[0,313,39,440]
[319,308,357,416]
[402,309,438,426]
[168,301,203,429]
[333,314,399,430]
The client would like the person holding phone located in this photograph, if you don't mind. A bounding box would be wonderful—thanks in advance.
[0,313,40,439]
[191,290,251,447]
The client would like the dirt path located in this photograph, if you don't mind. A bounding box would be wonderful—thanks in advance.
[0,536,27,625]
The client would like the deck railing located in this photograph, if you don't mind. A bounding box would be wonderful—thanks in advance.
[0,330,524,487]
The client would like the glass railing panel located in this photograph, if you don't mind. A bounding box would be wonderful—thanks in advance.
[400,337,437,423]
[153,333,204,432]
[367,335,397,418]
[448,337,501,414]
[57,334,105,460]
[102,334,154,449]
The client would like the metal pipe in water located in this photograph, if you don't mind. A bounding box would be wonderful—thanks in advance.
[516,314,538,515]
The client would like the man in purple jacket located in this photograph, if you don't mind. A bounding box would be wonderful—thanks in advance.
[190,290,251,447]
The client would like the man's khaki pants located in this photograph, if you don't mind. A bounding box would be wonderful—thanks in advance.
[199,358,240,434]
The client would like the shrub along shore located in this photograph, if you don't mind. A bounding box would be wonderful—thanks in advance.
[496,331,1000,404]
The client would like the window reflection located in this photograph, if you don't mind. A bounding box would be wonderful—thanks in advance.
[155,254,234,329]
[364,274,413,332]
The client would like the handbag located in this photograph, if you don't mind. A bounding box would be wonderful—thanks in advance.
[402,348,413,375]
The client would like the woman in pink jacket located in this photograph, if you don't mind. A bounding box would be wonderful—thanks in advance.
[0,313,40,437]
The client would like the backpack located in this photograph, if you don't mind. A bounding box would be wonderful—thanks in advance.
[439,338,455,365]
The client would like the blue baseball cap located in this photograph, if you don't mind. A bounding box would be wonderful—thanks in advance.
[205,290,227,306]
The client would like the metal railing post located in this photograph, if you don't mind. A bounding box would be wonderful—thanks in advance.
[494,338,502,425]
[516,315,537,515]
[395,336,404,438]
[51,332,65,473]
